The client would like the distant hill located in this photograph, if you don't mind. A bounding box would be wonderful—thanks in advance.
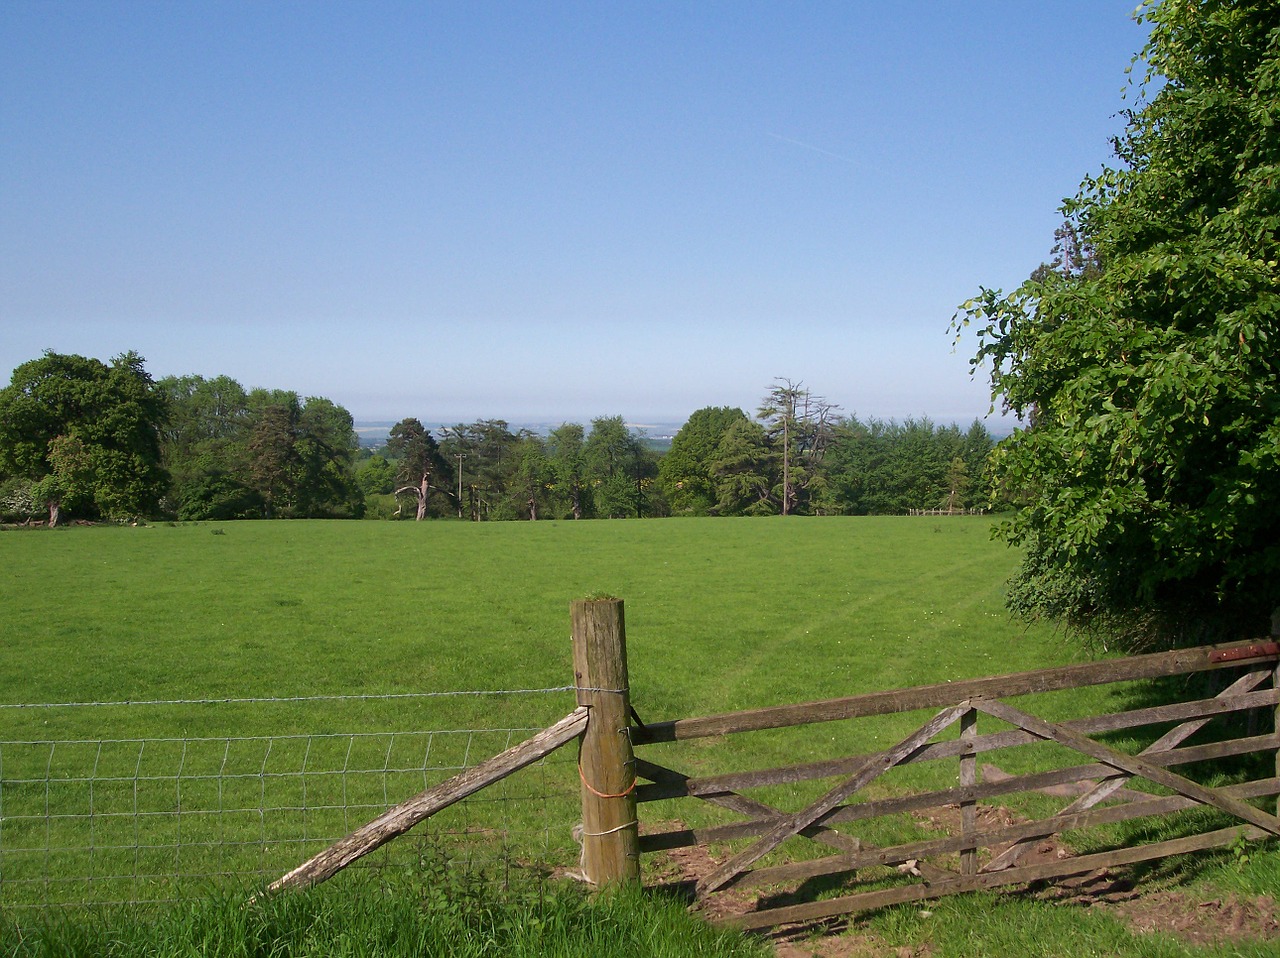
[353,420,684,451]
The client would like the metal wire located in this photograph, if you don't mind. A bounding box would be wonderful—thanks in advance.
[0,697,584,911]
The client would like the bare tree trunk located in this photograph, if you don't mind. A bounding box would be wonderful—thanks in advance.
[47,501,60,528]
[394,474,430,521]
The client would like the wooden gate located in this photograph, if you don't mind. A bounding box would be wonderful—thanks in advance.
[630,640,1280,929]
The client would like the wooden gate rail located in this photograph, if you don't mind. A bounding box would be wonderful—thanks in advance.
[628,639,1280,929]
[631,641,1280,744]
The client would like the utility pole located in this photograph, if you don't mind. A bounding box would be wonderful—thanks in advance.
[781,408,790,516]
[455,454,464,519]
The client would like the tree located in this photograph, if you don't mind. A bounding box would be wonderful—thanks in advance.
[0,351,168,524]
[757,379,839,515]
[953,0,1280,650]
[245,397,300,519]
[387,418,452,520]
[584,416,648,518]
[708,418,775,516]
[294,397,363,518]
[356,456,396,497]
[546,423,592,519]
[439,420,517,520]
[510,435,553,520]
[158,374,254,517]
[658,406,751,516]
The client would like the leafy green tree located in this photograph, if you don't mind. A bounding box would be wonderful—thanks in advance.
[0,351,168,524]
[953,0,1280,650]
[709,418,776,516]
[245,397,300,519]
[158,374,253,516]
[294,397,363,518]
[658,406,751,516]
[510,434,554,520]
[356,455,396,497]
[584,416,649,518]
[545,422,592,519]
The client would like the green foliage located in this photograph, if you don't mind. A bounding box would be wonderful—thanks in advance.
[158,377,362,520]
[545,422,593,519]
[584,416,653,518]
[823,417,994,515]
[954,0,1280,651]
[709,417,775,515]
[440,419,520,520]
[387,418,454,518]
[0,351,168,524]
[658,406,751,515]
[356,455,396,496]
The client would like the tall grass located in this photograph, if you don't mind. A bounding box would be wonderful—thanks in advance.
[0,879,771,958]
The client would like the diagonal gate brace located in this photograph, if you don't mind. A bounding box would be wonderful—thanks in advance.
[986,669,1274,872]
[973,698,1280,840]
[697,702,969,897]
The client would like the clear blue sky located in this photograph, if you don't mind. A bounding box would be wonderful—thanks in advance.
[2,1,1147,427]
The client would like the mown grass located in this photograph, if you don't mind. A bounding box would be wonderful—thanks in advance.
[1,517,1276,955]
[0,516,1069,733]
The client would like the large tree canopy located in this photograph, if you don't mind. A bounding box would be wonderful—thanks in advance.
[955,0,1280,650]
[0,351,168,524]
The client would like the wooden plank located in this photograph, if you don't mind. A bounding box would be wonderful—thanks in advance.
[730,778,1280,890]
[985,669,1271,871]
[638,735,1277,854]
[634,643,1279,744]
[634,690,1278,802]
[634,758,863,855]
[635,758,953,884]
[725,824,1269,930]
[696,704,967,897]
[267,707,589,893]
[974,698,1280,838]
[981,762,1145,802]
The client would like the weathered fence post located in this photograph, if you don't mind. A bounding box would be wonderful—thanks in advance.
[1273,609,1280,817]
[571,597,641,886]
[959,707,977,876]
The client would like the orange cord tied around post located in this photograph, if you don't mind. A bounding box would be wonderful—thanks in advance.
[578,762,637,800]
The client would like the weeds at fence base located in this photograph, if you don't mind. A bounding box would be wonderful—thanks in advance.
[0,863,771,958]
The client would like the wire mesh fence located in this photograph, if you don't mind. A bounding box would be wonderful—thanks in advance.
[0,692,584,910]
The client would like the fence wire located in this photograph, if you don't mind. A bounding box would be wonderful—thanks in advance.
[0,693,584,910]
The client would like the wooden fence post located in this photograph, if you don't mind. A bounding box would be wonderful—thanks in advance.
[572,597,641,886]
[1273,609,1280,817]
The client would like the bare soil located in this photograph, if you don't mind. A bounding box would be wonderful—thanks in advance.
[643,813,1279,957]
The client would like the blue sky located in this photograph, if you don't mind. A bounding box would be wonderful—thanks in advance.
[2,2,1147,427]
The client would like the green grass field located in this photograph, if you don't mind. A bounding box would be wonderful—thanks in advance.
[2,517,1277,956]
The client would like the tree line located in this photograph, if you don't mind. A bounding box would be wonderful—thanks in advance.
[0,355,995,525]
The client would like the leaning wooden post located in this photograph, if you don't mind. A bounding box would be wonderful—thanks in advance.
[572,597,641,885]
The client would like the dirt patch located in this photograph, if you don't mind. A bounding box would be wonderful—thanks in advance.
[644,813,1278,956]
[1109,892,1280,945]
